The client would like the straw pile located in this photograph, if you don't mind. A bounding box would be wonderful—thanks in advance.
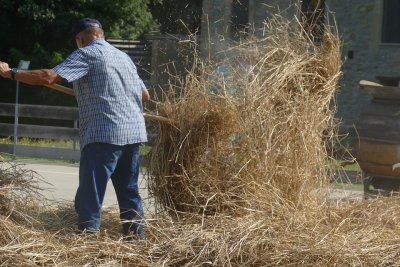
[148,15,340,215]
[0,160,42,223]
[2,14,400,267]
[2,169,400,266]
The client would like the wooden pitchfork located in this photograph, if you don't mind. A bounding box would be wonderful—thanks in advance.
[45,83,173,125]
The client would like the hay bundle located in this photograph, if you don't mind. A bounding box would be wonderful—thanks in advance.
[0,159,42,222]
[148,16,341,214]
[148,63,241,213]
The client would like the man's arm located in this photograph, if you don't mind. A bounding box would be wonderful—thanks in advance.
[0,61,62,85]
[142,87,150,102]
[138,79,150,102]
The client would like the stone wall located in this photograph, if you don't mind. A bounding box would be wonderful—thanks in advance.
[200,0,299,58]
[200,0,399,123]
[258,0,398,124]
[327,0,400,123]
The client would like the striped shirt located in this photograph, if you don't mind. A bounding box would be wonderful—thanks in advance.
[53,39,147,150]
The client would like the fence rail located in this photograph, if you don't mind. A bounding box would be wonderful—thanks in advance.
[0,103,80,161]
[107,38,152,82]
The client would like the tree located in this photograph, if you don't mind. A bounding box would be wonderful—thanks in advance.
[0,0,156,105]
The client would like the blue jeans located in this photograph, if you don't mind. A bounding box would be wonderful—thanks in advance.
[75,142,144,237]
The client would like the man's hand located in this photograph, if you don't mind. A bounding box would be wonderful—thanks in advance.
[142,88,150,102]
[0,61,11,79]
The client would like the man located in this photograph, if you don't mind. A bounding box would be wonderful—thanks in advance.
[0,18,149,238]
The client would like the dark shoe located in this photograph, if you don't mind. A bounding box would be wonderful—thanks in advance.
[122,228,146,241]
[122,234,146,243]
[122,222,145,240]
[74,227,99,237]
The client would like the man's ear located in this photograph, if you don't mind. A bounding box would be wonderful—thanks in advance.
[77,38,84,48]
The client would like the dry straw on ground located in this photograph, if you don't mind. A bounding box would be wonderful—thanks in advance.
[2,14,400,267]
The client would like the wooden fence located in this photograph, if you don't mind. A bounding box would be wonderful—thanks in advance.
[107,38,152,82]
[0,103,80,161]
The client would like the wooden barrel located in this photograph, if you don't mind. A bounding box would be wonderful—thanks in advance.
[356,80,400,192]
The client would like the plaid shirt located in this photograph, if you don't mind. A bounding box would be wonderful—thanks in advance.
[53,39,147,149]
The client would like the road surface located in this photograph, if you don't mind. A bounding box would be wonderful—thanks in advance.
[12,160,363,211]
[17,160,153,211]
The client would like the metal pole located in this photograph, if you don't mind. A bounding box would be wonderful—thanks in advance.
[12,60,30,160]
[13,80,20,159]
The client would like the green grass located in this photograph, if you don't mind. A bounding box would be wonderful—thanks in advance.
[0,137,78,149]
[333,182,363,190]
[326,159,361,172]
[140,145,152,156]
[0,153,79,164]
[0,137,152,164]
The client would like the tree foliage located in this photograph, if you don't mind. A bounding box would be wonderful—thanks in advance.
[0,0,156,105]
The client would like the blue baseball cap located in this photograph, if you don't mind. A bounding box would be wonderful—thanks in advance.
[72,18,102,38]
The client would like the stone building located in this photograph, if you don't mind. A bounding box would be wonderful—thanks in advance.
[200,0,400,124]
[330,0,400,123]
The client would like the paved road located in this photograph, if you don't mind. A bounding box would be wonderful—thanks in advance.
[326,186,364,202]
[14,160,363,211]
[18,160,152,210]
